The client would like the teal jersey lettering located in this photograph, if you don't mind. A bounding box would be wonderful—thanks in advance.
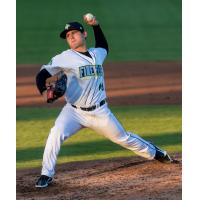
[79,65,103,78]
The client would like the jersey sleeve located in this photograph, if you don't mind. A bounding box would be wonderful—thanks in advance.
[92,25,109,53]
[90,47,107,64]
[41,55,63,75]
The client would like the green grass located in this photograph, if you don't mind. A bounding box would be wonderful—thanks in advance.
[16,105,182,169]
[17,0,181,63]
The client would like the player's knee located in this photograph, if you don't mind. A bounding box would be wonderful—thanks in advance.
[50,126,65,143]
[108,131,130,144]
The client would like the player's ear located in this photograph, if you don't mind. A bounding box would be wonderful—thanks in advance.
[83,31,87,39]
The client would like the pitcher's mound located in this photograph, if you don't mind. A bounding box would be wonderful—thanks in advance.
[17,154,181,200]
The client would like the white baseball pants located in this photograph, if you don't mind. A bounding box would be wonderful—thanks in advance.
[41,103,156,177]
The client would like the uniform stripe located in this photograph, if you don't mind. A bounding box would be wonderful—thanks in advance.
[84,77,96,105]
[71,50,93,64]
[89,77,99,105]
[77,78,93,105]
[89,50,96,63]
[89,51,101,105]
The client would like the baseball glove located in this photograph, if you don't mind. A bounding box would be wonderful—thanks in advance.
[46,72,67,103]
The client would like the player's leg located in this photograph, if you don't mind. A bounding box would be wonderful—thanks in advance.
[36,104,84,187]
[91,106,171,162]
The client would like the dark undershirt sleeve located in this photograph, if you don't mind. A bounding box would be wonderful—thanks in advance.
[92,25,109,53]
[36,68,52,94]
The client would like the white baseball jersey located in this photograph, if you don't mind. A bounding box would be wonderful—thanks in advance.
[42,47,107,107]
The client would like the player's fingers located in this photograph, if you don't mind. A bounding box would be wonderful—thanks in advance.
[83,16,97,26]
[83,15,87,21]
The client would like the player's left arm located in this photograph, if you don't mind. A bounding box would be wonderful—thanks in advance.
[36,68,52,95]
[36,69,67,103]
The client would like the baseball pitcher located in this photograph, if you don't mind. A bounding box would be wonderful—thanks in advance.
[35,13,173,188]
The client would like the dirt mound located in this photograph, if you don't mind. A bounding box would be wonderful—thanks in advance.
[16,154,181,200]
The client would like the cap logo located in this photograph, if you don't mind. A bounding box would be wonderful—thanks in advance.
[65,24,70,30]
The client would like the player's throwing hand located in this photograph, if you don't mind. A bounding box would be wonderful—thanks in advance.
[83,13,99,26]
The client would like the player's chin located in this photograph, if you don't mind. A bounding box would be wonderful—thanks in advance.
[70,45,77,50]
[69,42,78,49]
[71,44,83,51]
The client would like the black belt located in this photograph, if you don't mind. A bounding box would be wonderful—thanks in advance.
[72,99,106,111]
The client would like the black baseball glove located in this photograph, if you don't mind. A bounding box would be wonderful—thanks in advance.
[46,73,67,103]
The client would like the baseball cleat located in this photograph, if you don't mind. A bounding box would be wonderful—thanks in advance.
[153,145,173,164]
[35,175,53,188]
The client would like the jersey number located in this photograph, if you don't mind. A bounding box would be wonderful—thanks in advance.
[99,83,104,91]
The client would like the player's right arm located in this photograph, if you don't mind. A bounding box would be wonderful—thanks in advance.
[93,25,109,53]
[83,14,109,53]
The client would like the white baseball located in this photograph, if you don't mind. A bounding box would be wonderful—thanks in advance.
[85,13,94,21]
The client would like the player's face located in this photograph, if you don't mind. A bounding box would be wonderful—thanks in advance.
[66,30,87,51]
